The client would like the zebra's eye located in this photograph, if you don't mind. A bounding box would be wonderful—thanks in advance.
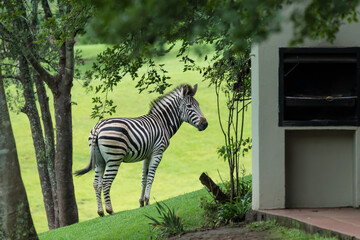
[186,104,192,108]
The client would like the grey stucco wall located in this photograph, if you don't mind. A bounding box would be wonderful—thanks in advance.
[252,5,360,209]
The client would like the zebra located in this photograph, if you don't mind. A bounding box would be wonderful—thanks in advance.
[75,84,208,216]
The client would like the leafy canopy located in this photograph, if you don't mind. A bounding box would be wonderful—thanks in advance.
[85,0,360,119]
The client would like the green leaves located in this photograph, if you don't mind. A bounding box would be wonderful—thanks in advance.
[135,61,172,94]
[217,137,252,161]
[199,176,252,225]
[241,137,252,157]
[89,40,173,93]
[145,201,184,238]
[216,197,252,224]
[88,0,285,53]
[290,0,360,45]
[87,41,174,119]
[90,96,117,120]
[88,0,360,59]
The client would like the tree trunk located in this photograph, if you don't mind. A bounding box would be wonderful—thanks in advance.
[30,0,60,228]
[199,172,228,203]
[1,0,82,229]
[34,73,59,228]
[19,56,57,230]
[229,165,235,202]
[0,67,38,240]
[51,37,78,227]
[53,90,78,226]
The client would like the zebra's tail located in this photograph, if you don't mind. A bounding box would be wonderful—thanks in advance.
[74,141,96,176]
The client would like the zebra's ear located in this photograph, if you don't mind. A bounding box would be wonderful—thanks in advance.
[182,84,197,97]
[191,84,198,96]
[182,85,190,97]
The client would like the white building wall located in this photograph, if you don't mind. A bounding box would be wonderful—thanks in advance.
[252,6,360,209]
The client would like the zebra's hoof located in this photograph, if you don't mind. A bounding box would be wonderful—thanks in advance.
[106,209,115,215]
[98,211,104,217]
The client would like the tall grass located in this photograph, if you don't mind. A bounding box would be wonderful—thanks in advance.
[10,44,252,233]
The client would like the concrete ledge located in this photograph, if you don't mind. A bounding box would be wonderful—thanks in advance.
[246,209,359,240]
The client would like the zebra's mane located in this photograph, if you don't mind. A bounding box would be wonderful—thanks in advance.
[149,84,191,113]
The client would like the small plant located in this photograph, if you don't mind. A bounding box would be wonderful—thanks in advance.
[216,197,251,224]
[222,172,252,202]
[248,220,278,232]
[145,201,184,239]
[199,176,252,226]
[199,195,219,223]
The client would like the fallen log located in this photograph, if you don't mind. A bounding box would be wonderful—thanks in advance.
[199,172,228,203]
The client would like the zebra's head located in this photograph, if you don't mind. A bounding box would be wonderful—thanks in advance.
[179,84,208,131]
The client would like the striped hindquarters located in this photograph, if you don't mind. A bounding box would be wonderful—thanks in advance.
[90,118,157,164]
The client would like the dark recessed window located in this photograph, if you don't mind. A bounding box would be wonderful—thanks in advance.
[279,48,360,126]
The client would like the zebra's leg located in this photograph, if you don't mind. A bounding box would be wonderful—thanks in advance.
[102,161,121,215]
[93,146,106,217]
[139,158,150,207]
[93,165,105,217]
[144,153,163,206]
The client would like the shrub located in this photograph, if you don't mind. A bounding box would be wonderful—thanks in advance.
[199,176,252,225]
[145,201,184,239]
[216,197,251,224]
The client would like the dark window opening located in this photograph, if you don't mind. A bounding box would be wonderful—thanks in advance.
[279,48,360,126]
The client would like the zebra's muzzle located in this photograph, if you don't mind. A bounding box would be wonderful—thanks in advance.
[198,118,208,131]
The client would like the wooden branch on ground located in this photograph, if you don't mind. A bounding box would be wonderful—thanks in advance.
[199,172,228,203]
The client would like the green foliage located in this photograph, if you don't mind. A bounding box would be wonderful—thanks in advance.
[35,0,91,46]
[290,0,360,45]
[89,0,284,52]
[218,137,252,161]
[216,198,251,224]
[222,174,252,203]
[199,176,252,225]
[135,60,172,94]
[89,0,360,51]
[0,0,89,114]
[90,95,117,120]
[145,201,184,239]
[85,41,174,119]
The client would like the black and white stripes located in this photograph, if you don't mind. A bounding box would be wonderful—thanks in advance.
[75,84,208,216]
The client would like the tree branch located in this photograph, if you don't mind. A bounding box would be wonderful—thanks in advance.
[24,50,55,89]
[3,74,21,81]
[41,0,53,19]
[0,1,54,88]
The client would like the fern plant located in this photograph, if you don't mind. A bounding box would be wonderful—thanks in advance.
[145,201,184,239]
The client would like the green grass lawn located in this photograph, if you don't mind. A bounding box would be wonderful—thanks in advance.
[10,43,252,233]
[39,187,338,240]
[39,188,208,240]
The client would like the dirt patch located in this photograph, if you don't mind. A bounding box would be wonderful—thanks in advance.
[167,224,279,240]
